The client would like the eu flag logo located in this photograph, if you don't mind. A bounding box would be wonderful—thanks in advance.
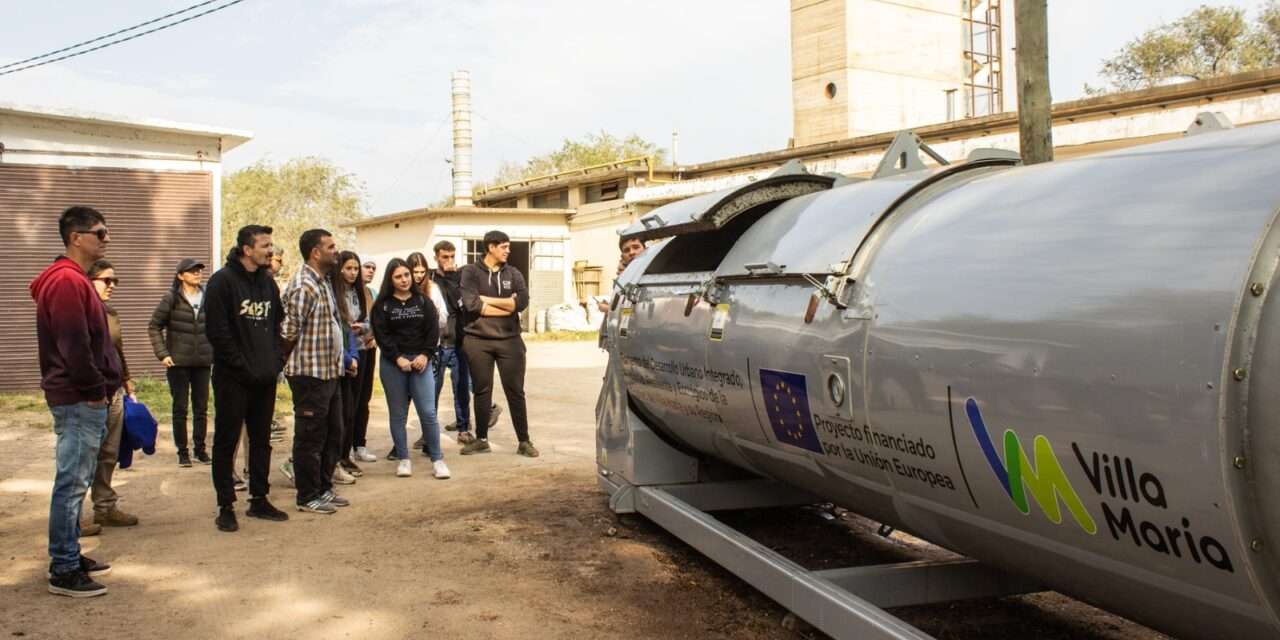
[759,368,823,454]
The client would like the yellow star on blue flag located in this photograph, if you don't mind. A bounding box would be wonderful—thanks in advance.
[759,368,822,453]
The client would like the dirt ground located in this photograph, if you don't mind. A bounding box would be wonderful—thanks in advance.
[0,341,1170,640]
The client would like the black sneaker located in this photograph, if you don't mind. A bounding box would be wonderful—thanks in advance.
[488,404,502,428]
[444,421,458,432]
[246,498,289,522]
[177,451,192,467]
[46,555,111,579]
[387,448,399,461]
[48,570,107,598]
[194,450,212,465]
[215,506,239,532]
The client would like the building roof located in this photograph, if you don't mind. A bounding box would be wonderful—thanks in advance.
[347,206,576,229]
[671,68,1280,178]
[0,102,253,152]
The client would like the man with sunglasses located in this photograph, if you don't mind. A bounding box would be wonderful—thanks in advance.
[31,206,122,597]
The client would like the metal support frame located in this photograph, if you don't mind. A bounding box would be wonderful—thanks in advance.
[872,132,950,179]
[600,472,1043,640]
[598,389,1041,639]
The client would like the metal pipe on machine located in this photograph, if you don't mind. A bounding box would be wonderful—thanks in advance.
[597,120,1280,639]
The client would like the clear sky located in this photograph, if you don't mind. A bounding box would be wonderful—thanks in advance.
[0,0,1259,214]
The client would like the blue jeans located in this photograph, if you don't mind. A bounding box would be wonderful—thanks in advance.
[433,345,471,432]
[48,401,108,574]
[380,355,443,462]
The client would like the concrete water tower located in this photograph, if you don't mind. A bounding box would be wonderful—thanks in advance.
[790,0,1018,146]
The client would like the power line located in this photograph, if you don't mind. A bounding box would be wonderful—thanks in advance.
[472,109,543,157]
[383,114,453,203]
[0,0,226,71]
[0,0,248,78]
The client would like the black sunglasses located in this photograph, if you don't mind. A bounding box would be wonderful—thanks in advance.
[93,277,120,286]
[75,228,109,241]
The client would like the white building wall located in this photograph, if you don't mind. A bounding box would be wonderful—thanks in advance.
[845,0,964,136]
[353,213,577,305]
[568,202,637,297]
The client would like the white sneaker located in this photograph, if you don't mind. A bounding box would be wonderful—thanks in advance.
[396,459,412,477]
[432,460,451,479]
[333,466,356,485]
[354,446,377,462]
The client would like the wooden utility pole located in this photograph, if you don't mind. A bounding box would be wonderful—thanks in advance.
[1015,0,1053,164]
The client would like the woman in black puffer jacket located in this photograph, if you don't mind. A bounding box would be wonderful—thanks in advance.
[148,258,214,467]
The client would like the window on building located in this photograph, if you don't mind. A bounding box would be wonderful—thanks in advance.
[582,180,625,204]
[488,198,517,208]
[529,189,569,209]
[533,241,564,271]
[465,239,485,266]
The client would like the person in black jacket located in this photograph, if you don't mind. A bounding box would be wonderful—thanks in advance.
[458,230,538,458]
[430,241,475,444]
[148,258,214,467]
[205,225,289,532]
[371,258,450,479]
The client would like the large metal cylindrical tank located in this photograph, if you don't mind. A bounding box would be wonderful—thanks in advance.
[602,123,1280,639]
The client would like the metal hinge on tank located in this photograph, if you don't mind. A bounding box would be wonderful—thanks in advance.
[698,276,728,306]
[616,280,642,304]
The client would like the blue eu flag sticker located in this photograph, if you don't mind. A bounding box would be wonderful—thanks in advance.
[759,368,823,454]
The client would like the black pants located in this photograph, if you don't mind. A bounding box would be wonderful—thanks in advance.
[211,369,275,507]
[462,336,529,442]
[287,376,342,504]
[167,365,210,454]
[339,373,359,462]
[353,348,376,448]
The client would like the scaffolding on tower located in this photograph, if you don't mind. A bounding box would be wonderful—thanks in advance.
[963,0,1004,118]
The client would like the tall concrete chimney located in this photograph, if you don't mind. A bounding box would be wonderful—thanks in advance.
[451,70,473,207]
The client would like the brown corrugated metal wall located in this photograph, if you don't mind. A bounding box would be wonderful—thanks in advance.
[0,164,213,391]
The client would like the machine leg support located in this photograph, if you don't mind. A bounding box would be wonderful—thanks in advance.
[613,482,1041,640]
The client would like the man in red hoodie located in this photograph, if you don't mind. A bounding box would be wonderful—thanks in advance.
[30,206,122,598]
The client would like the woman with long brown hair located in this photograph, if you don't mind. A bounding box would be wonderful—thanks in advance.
[371,258,449,478]
[330,251,367,482]
[394,251,449,457]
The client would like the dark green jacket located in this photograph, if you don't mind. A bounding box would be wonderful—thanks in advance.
[147,287,213,367]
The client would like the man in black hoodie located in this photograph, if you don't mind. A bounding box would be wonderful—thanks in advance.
[458,230,538,457]
[205,225,289,532]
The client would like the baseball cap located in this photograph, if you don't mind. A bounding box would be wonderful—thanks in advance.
[175,258,206,273]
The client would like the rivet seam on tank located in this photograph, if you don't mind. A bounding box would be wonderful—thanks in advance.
[1251,539,1264,552]
[1234,455,1247,470]
[1250,282,1266,296]
[1233,368,1248,381]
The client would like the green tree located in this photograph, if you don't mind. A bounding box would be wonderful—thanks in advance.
[1091,3,1279,94]
[1253,1,1280,66]
[487,131,665,186]
[221,157,365,281]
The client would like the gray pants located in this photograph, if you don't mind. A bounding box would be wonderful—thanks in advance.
[90,391,125,514]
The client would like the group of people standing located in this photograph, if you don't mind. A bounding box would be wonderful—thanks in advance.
[34,205,539,598]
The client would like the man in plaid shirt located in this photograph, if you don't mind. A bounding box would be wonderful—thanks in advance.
[280,228,350,515]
